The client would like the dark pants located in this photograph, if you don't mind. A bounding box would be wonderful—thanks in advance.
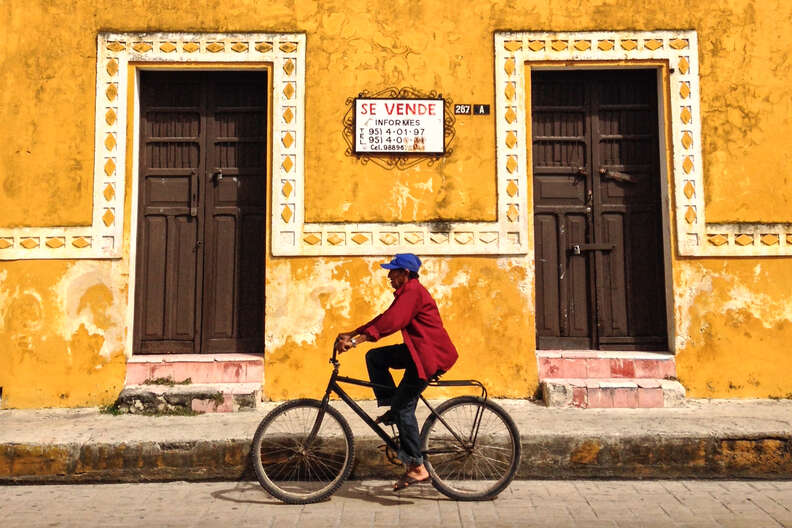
[365,344,428,466]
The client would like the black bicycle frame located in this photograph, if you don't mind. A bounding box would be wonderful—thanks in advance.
[305,348,489,456]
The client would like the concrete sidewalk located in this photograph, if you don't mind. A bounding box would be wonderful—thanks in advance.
[2,399,791,483]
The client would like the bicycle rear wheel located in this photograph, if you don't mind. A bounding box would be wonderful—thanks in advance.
[250,398,354,504]
[420,396,520,500]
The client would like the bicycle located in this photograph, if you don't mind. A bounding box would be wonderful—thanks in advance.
[250,346,521,504]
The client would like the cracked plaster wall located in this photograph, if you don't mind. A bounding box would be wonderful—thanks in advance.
[263,257,538,401]
[0,261,127,408]
[673,259,792,398]
[674,258,792,398]
[1,0,792,407]
[3,0,792,226]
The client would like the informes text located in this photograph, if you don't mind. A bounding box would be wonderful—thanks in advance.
[354,98,445,154]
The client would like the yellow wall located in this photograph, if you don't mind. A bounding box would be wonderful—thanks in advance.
[673,258,792,398]
[1,0,791,407]
[0,261,127,408]
[263,257,537,400]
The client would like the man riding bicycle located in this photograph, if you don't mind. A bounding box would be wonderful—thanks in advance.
[335,253,458,491]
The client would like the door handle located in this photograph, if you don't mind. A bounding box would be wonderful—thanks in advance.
[599,168,637,184]
[190,169,198,217]
[570,243,616,255]
[211,168,224,184]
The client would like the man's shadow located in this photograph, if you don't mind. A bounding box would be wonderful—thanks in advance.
[210,479,443,507]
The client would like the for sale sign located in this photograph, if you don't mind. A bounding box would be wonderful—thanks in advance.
[354,98,445,154]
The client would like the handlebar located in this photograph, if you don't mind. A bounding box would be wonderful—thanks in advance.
[331,338,356,367]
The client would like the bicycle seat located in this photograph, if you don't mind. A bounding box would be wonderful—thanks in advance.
[429,369,446,382]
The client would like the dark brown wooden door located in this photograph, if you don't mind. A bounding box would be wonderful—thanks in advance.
[134,71,267,355]
[533,69,667,351]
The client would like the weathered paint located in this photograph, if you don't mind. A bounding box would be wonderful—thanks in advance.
[0,0,791,407]
[3,0,792,225]
[263,257,538,401]
[4,434,792,482]
[0,261,126,408]
[673,259,792,398]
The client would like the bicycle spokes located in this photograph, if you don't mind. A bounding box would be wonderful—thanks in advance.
[421,397,520,500]
[251,400,354,504]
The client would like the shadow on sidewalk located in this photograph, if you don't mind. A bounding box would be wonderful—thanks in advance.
[209,480,444,506]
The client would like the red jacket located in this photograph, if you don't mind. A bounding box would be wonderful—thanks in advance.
[356,278,458,380]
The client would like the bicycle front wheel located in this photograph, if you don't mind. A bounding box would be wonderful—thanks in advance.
[420,396,520,500]
[250,398,354,504]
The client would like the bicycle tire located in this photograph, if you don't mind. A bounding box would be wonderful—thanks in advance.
[250,398,355,504]
[420,396,520,501]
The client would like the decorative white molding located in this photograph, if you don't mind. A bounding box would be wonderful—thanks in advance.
[3,30,788,259]
[274,97,529,256]
[0,32,306,260]
[498,30,792,257]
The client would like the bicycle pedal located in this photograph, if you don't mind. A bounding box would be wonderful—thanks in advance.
[377,443,402,466]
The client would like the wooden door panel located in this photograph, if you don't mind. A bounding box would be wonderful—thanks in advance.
[139,214,198,353]
[598,213,628,336]
[135,71,205,355]
[141,215,168,340]
[136,70,267,355]
[201,71,267,354]
[215,111,268,137]
[145,177,191,205]
[533,69,667,351]
[534,213,592,348]
[144,143,200,168]
[238,174,268,206]
[145,111,201,135]
[535,214,560,338]
[238,213,266,338]
[593,71,667,349]
[565,214,591,338]
[207,214,237,339]
[625,209,666,337]
[535,175,587,203]
[533,72,592,349]
[214,178,239,203]
[172,216,198,339]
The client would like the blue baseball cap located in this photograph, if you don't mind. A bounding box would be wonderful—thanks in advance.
[380,253,422,273]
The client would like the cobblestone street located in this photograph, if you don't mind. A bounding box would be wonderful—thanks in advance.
[3,480,792,527]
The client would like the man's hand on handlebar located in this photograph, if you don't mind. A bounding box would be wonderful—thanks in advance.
[334,332,354,354]
[334,332,369,353]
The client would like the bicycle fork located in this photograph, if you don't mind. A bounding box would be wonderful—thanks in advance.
[302,373,337,449]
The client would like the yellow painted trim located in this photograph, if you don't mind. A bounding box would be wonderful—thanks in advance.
[129,61,273,69]
[124,63,135,264]
[528,59,669,69]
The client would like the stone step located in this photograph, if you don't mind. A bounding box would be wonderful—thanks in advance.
[125,354,263,385]
[116,383,261,414]
[537,350,676,380]
[541,378,686,408]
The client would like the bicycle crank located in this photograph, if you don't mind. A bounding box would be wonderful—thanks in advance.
[378,431,402,466]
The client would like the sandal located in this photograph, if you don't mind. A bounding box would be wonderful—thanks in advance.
[375,410,396,426]
[393,472,431,491]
